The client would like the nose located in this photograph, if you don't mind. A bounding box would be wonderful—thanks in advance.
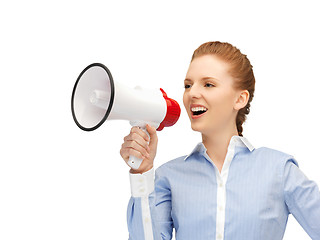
[188,84,202,99]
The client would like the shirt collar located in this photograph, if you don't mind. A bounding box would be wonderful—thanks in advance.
[183,135,255,161]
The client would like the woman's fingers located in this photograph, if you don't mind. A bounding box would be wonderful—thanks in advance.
[121,140,150,159]
[120,125,158,173]
[146,124,158,149]
[131,126,150,142]
[125,127,150,147]
[120,126,150,161]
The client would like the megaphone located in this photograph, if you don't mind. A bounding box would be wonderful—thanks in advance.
[71,63,181,169]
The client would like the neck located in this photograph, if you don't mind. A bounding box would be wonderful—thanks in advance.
[201,125,239,165]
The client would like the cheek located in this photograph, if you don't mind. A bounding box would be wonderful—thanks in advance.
[208,92,234,116]
[183,92,188,110]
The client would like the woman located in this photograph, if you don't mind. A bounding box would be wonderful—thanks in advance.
[120,41,320,240]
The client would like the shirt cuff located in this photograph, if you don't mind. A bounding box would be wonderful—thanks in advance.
[129,167,155,197]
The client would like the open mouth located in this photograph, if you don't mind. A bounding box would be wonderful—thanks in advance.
[191,107,208,116]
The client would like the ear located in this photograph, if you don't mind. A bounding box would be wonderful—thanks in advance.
[234,90,249,111]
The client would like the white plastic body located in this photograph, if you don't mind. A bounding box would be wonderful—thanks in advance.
[108,83,167,124]
[90,82,167,126]
[90,82,167,169]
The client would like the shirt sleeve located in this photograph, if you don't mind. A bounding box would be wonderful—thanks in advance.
[127,166,174,240]
[283,158,320,239]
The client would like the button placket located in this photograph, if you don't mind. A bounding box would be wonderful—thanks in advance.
[216,172,226,240]
[214,138,238,240]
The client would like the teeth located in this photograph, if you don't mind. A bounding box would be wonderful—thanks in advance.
[191,107,208,112]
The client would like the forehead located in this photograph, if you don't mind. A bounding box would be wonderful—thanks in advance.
[186,55,232,82]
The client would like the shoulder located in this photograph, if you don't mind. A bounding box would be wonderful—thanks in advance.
[155,155,187,177]
[252,146,299,168]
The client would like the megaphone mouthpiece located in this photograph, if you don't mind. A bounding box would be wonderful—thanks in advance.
[157,88,181,131]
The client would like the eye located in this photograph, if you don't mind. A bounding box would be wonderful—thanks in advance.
[184,84,191,89]
[205,83,215,87]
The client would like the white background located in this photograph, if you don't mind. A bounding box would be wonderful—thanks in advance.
[1,0,319,239]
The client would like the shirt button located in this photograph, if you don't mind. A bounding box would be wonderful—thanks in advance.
[219,206,224,211]
[140,188,145,193]
[217,234,223,239]
[139,178,144,183]
[145,217,150,223]
[219,183,223,188]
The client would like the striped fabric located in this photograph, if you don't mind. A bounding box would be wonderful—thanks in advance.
[127,135,320,239]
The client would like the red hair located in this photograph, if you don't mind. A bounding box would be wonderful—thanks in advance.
[191,41,255,136]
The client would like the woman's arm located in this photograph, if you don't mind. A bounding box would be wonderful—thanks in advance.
[127,166,174,240]
[283,158,320,239]
[121,124,173,239]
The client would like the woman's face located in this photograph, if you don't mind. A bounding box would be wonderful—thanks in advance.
[183,54,246,136]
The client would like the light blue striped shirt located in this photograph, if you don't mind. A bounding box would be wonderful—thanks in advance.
[127,135,320,239]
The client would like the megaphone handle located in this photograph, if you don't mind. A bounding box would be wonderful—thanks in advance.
[127,127,150,170]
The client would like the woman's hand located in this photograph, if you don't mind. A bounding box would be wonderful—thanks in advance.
[120,124,158,174]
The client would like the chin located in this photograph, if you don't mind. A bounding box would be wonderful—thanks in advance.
[190,120,216,135]
[190,122,207,133]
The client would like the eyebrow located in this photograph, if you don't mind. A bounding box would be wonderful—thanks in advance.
[184,77,220,82]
